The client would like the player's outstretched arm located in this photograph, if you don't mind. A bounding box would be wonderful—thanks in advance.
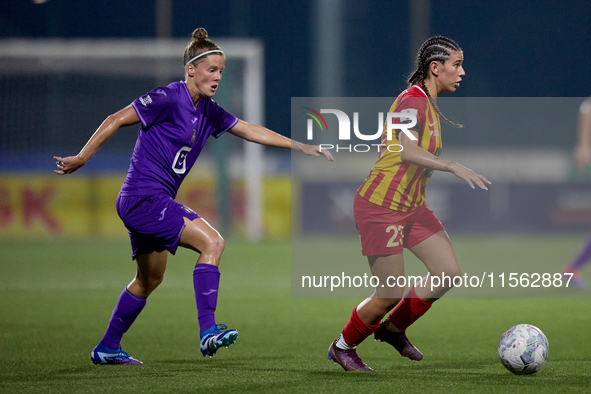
[574,97,591,171]
[399,129,491,190]
[54,105,140,175]
[228,120,334,161]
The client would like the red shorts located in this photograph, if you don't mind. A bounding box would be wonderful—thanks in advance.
[354,193,445,256]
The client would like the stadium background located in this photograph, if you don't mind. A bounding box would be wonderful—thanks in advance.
[1,0,591,240]
[1,1,591,391]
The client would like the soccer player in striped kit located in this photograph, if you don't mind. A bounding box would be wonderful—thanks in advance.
[54,28,333,365]
[328,36,490,371]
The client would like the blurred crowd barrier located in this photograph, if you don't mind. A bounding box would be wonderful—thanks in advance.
[297,179,591,235]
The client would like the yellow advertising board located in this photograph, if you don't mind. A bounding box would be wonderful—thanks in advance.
[0,175,291,239]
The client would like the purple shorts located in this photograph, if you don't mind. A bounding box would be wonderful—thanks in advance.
[116,194,200,259]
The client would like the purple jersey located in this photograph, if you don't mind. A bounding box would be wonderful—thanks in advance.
[120,81,238,198]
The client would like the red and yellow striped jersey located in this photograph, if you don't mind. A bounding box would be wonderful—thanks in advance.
[357,84,442,212]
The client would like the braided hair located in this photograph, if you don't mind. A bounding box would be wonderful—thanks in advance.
[408,35,463,128]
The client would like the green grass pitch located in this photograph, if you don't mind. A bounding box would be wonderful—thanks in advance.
[1,235,590,393]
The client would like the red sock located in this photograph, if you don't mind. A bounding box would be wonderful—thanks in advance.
[388,286,432,331]
[341,307,380,346]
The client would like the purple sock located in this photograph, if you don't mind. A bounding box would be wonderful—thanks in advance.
[193,263,220,333]
[101,288,147,349]
[570,233,591,270]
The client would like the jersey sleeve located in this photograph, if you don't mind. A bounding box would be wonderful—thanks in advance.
[206,99,239,138]
[131,87,172,129]
[391,94,428,138]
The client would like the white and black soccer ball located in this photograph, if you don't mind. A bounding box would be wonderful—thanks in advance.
[498,324,549,375]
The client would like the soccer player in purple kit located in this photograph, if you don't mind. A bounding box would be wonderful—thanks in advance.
[54,28,333,365]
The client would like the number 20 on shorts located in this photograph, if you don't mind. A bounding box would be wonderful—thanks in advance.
[386,225,404,247]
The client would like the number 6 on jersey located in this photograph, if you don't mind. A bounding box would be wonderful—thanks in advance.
[173,146,192,174]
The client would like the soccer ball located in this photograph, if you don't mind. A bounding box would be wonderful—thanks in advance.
[498,324,549,375]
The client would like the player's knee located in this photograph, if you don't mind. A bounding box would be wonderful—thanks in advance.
[215,236,225,256]
[434,266,462,287]
[204,234,225,258]
[132,274,164,297]
[448,266,462,284]
[148,274,164,290]
[141,273,164,292]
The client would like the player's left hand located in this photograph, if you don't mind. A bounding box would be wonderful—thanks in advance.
[302,144,334,161]
[53,155,86,175]
[449,162,491,190]
[574,142,591,171]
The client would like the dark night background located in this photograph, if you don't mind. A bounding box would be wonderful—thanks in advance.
[2,0,590,137]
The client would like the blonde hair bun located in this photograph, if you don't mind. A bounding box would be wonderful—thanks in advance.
[192,28,208,40]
